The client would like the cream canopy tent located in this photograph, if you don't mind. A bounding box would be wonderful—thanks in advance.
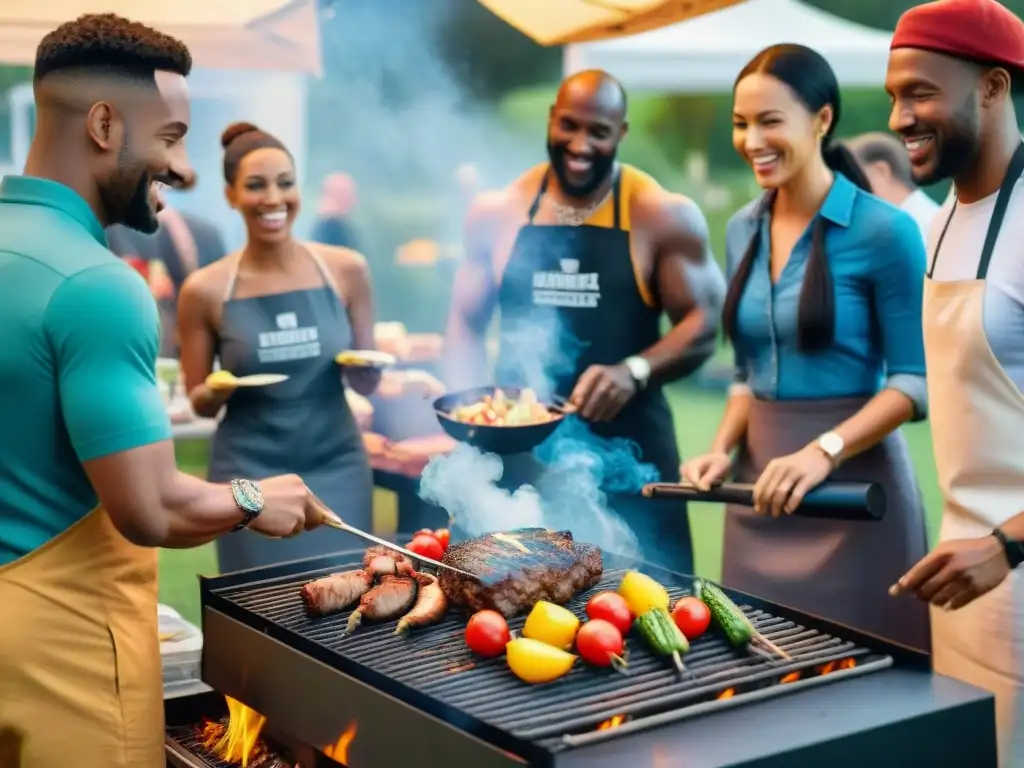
[564,0,894,91]
[0,0,321,74]
[477,0,746,46]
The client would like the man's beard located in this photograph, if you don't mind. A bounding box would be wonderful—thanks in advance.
[914,96,981,186]
[546,141,616,199]
[104,136,159,234]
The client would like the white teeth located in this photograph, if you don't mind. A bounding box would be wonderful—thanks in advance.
[752,154,780,167]
[261,211,287,221]
[905,136,933,150]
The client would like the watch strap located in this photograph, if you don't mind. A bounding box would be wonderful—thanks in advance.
[230,478,264,532]
[992,527,1024,569]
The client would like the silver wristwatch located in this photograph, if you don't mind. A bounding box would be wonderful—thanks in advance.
[623,356,651,390]
[815,431,845,468]
[230,478,265,531]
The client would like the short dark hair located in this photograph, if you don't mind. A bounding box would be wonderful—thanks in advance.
[34,13,191,82]
[846,132,916,189]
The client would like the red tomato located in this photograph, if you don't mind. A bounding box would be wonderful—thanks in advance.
[465,610,511,657]
[414,528,437,540]
[575,620,625,667]
[407,534,444,562]
[434,528,451,551]
[672,596,712,640]
[585,592,633,635]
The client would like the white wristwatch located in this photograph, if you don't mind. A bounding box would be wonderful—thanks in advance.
[623,356,651,390]
[815,431,845,468]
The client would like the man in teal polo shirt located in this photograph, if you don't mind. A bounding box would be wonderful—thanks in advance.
[0,14,335,767]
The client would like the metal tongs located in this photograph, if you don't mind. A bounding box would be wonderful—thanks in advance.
[316,508,479,580]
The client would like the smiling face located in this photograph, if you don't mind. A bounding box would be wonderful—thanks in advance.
[96,70,194,233]
[885,48,985,186]
[225,147,298,245]
[546,75,627,199]
[732,72,832,190]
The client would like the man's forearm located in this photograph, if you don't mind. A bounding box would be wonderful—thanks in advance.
[998,511,1024,541]
[158,471,244,548]
[641,308,718,383]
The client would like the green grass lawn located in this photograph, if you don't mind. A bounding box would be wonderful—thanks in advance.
[162,384,941,625]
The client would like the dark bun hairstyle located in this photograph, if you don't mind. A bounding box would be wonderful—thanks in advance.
[221,121,291,184]
[723,44,872,354]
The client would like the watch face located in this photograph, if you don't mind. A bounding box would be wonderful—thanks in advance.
[232,479,264,513]
[819,433,844,457]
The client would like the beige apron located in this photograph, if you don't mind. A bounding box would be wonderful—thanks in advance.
[923,144,1024,766]
[0,507,163,767]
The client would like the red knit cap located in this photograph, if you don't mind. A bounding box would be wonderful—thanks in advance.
[892,0,1024,70]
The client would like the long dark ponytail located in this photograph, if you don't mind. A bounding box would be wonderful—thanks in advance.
[722,44,872,354]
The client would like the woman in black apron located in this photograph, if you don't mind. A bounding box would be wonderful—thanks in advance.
[484,164,691,573]
[177,122,375,572]
[682,45,931,650]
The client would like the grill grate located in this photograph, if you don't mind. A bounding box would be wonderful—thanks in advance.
[213,563,891,753]
[166,724,297,768]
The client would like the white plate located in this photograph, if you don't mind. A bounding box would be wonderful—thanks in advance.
[233,373,290,387]
[335,350,397,368]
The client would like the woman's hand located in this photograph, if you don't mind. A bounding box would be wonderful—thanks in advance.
[680,451,733,491]
[752,444,833,518]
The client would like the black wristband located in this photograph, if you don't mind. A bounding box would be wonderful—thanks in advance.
[992,527,1024,569]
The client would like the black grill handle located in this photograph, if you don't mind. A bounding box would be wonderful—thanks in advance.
[641,481,885,521]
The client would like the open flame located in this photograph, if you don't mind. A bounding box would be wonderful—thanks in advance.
[716,688,736,700]
[200,696,268,767]
[493,533,530,553]
[323,721,358,764]
[596,714,627,731]
[818,658,857,675]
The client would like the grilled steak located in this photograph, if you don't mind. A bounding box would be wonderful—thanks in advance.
[438,528,603,618]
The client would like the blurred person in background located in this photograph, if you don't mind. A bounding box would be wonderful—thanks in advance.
[885,0,1024,760]
[682,44,930,651]
[0,17,332,767]
[443,70,726,571]
[178,122,379,573]
[847,131,940,243]
[310,171,360,251]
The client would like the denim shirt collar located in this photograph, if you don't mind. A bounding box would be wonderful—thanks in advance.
[745,172,858,228]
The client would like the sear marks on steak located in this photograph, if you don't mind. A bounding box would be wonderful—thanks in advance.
[438,528,603,618]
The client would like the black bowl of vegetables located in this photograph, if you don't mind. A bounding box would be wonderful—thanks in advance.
[433,386,571,455]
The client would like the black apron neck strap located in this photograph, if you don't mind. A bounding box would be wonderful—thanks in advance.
[929,142,1024,279]
[526,165,624,229]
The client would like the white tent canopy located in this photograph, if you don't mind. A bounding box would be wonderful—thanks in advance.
[564,0,894,92]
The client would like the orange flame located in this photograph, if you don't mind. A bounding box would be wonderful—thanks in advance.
[779,671,801,684]
[596,714,627,731]
[817,658,857,676]
[716,688,736,699]
[324,721,358,764]
[200,696,267,767]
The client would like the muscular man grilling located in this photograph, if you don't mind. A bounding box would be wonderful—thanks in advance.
[443,70,725,571]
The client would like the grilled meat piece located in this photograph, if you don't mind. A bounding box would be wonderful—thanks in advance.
[346,574,418,634]
[439,528,603,618]
[363,545,415,577]
[301,569,374,616]
[395,572,448,634]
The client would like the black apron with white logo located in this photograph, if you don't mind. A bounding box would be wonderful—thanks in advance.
[489,167,690,572]
[208,249,373,572]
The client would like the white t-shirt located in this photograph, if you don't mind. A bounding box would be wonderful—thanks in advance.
[928,177,1024,388]
[901,189,941,246]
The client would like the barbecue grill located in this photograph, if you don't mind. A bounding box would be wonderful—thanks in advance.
[175,544,999,768]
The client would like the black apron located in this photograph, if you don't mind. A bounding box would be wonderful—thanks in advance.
[471,167,691,572]
[208,249,373,573]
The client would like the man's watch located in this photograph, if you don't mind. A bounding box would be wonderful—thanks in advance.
[623,356,651,391]
[230,479,265,531]
[991,526,1024,569]
[814,431,845,468]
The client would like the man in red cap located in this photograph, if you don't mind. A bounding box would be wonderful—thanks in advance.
[886,0,1024,761]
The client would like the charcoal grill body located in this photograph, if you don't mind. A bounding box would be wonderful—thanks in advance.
[198,549,996,767]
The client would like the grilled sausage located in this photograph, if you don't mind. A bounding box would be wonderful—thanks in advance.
[301,570,374,616]
[363,546,415,578]
[395,572,448,635]
[346,575,418,635]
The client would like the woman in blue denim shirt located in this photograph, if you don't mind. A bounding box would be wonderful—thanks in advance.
[682,44,930,650]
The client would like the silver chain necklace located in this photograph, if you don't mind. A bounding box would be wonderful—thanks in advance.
[551,187,613,226]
